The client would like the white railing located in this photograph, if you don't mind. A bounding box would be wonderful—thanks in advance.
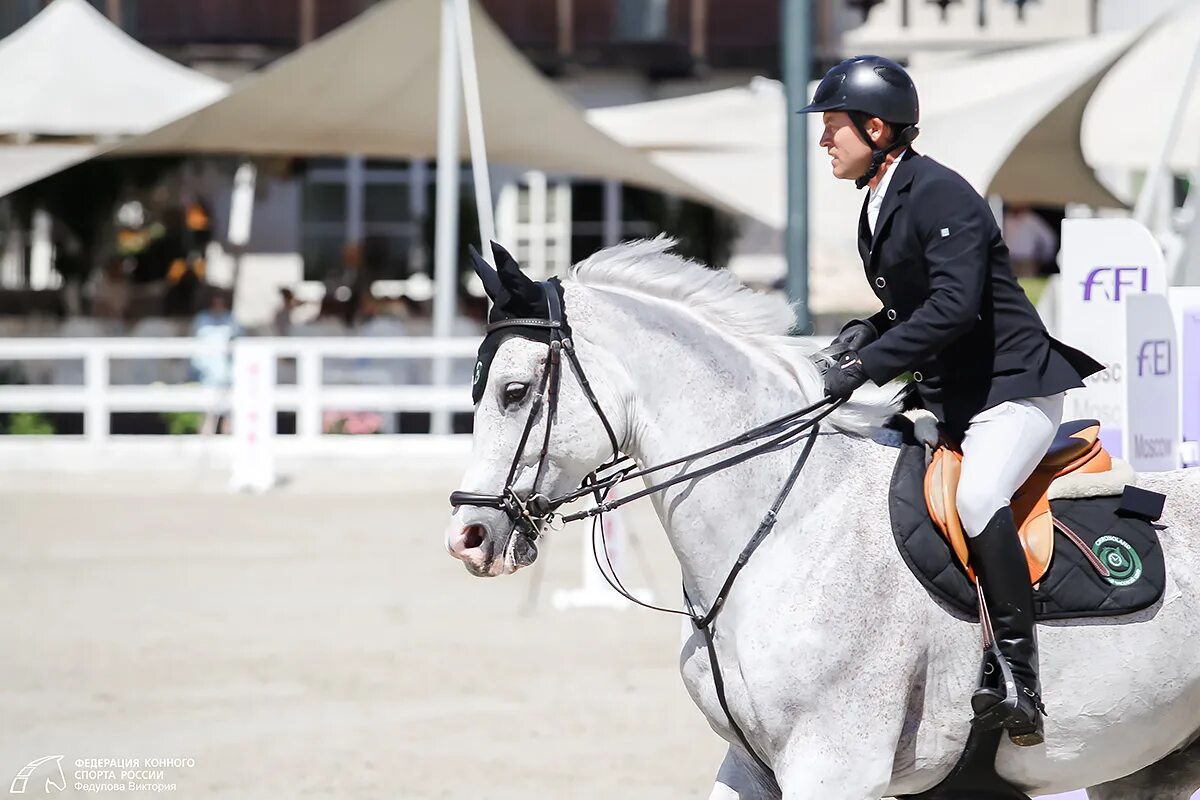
[0,337,480,463]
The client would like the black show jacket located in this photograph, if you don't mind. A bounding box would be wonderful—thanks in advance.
[855,151,1103,436]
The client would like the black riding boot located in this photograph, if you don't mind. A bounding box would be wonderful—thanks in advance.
[967,506,1045,746]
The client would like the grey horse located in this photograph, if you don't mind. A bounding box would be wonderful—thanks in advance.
[446,239,1200,799]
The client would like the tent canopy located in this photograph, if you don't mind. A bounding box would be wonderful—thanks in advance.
[589,32,1139,311]
[590,32,1137,231]
[0,0,227,199]
[1083,1,1200,171]
[116,0,718,205]
[0,0,225,138]
[0,145,99,197]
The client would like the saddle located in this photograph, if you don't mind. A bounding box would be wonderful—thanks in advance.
[924,419,1113,584]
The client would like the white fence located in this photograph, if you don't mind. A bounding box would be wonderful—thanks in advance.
[0,337,480,467]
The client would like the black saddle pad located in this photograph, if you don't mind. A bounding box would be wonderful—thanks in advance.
[886,428,1166,622]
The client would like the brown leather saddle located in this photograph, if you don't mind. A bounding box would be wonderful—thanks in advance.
[924,419,1114,584]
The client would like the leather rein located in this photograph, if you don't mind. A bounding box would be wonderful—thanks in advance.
[448,281,844,775]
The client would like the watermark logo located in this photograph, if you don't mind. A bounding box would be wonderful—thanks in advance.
[1135,339,1172,377]
[9,756,65,794]
[1081,266,1148,302]
[11,757,193,795]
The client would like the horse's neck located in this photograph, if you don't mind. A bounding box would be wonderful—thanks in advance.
[576,289,848,605]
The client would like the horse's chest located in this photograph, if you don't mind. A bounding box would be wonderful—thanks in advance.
[678,628,746,743]
[675,603,868,749]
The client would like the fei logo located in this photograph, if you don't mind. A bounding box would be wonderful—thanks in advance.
[9,755,65,794]
[1081,266,1148,302]
[1136,339,1172,377]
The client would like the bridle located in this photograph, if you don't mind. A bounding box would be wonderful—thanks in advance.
[449,281,622,540]
[449,280,844,775]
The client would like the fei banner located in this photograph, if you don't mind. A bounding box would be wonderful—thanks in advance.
[1124,294,1179,471]
[1168,287,1200,468]
[1060,219,1167,458]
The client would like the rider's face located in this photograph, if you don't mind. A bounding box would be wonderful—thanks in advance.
[819,112,881,181]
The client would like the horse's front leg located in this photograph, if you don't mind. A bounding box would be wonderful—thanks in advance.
[772,709,905,800]
[708,747,780,800]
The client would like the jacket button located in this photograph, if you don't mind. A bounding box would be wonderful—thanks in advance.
[913,371,924,382]
[875,276,886,288]
[886,308,897,321]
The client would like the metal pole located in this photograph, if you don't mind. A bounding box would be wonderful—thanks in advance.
[432,0,463,436]
[691,0,707,64]
[783,0,811,333]
[1133,27,1200,229]
[299,0,317,46]
[556,0,574,60]
[454,0,496,251]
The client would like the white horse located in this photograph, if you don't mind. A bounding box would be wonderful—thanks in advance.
[445,239,1200,800]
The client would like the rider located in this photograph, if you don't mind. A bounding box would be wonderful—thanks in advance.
[799,55,1103,746]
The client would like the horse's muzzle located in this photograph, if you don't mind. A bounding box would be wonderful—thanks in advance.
[445,515,539,576]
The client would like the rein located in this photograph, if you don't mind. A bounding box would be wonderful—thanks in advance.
[449,280,845,776]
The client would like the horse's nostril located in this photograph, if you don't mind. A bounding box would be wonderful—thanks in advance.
[463,524,486,549]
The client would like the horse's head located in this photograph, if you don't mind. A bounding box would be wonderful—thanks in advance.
[445,242,625,577]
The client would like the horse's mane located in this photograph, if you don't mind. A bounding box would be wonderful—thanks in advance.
[567,236,902,437]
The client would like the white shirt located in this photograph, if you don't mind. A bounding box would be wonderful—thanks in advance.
[867,149,907,235]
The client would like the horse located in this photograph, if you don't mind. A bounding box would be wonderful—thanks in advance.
[444,238,1200,799]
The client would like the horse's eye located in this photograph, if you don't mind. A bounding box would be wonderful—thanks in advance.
[503,382,529,407]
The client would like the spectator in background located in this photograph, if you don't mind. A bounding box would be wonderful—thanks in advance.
[1004,204,1058,279]
[397,295,433,335]
[273,287,302,335]
[184,198,213,261]
[163,254,206,317]
[191,288,239,435]
[88,257,132,322]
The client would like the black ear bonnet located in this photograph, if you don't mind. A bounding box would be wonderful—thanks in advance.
[469,241,570,404]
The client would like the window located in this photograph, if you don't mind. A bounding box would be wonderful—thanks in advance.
[300,158,429,282]
[496,172,572,280]
[613,0,669,41]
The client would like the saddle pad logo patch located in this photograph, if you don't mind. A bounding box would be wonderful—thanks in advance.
[472,360,483,387]
[1092,535,1143,587]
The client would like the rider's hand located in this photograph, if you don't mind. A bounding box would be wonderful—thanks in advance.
[822,351,869,398]
[834,318,878,351]
[811,318,878,376]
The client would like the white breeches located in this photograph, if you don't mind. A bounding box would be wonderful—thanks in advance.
[956,392,1066,537]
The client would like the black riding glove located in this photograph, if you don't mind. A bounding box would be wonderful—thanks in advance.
[823,351,869,398]
[812,318,878,375]
[835,318,879,350]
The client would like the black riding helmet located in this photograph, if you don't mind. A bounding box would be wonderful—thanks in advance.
[799,55,921,189]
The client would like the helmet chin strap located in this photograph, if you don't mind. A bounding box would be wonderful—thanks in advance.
[849,112,920,190]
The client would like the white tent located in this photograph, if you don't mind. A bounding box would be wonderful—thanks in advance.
[0,0,225,137]
[589,32,1138,310]
[114,0,719,206]
[0,144,99,198]
[1083,0,1200,171]
[0,0,227,198]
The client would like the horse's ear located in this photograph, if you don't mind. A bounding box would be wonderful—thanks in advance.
[492,241,532,290]
[490,240,542,307]
[469,244,505,303]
